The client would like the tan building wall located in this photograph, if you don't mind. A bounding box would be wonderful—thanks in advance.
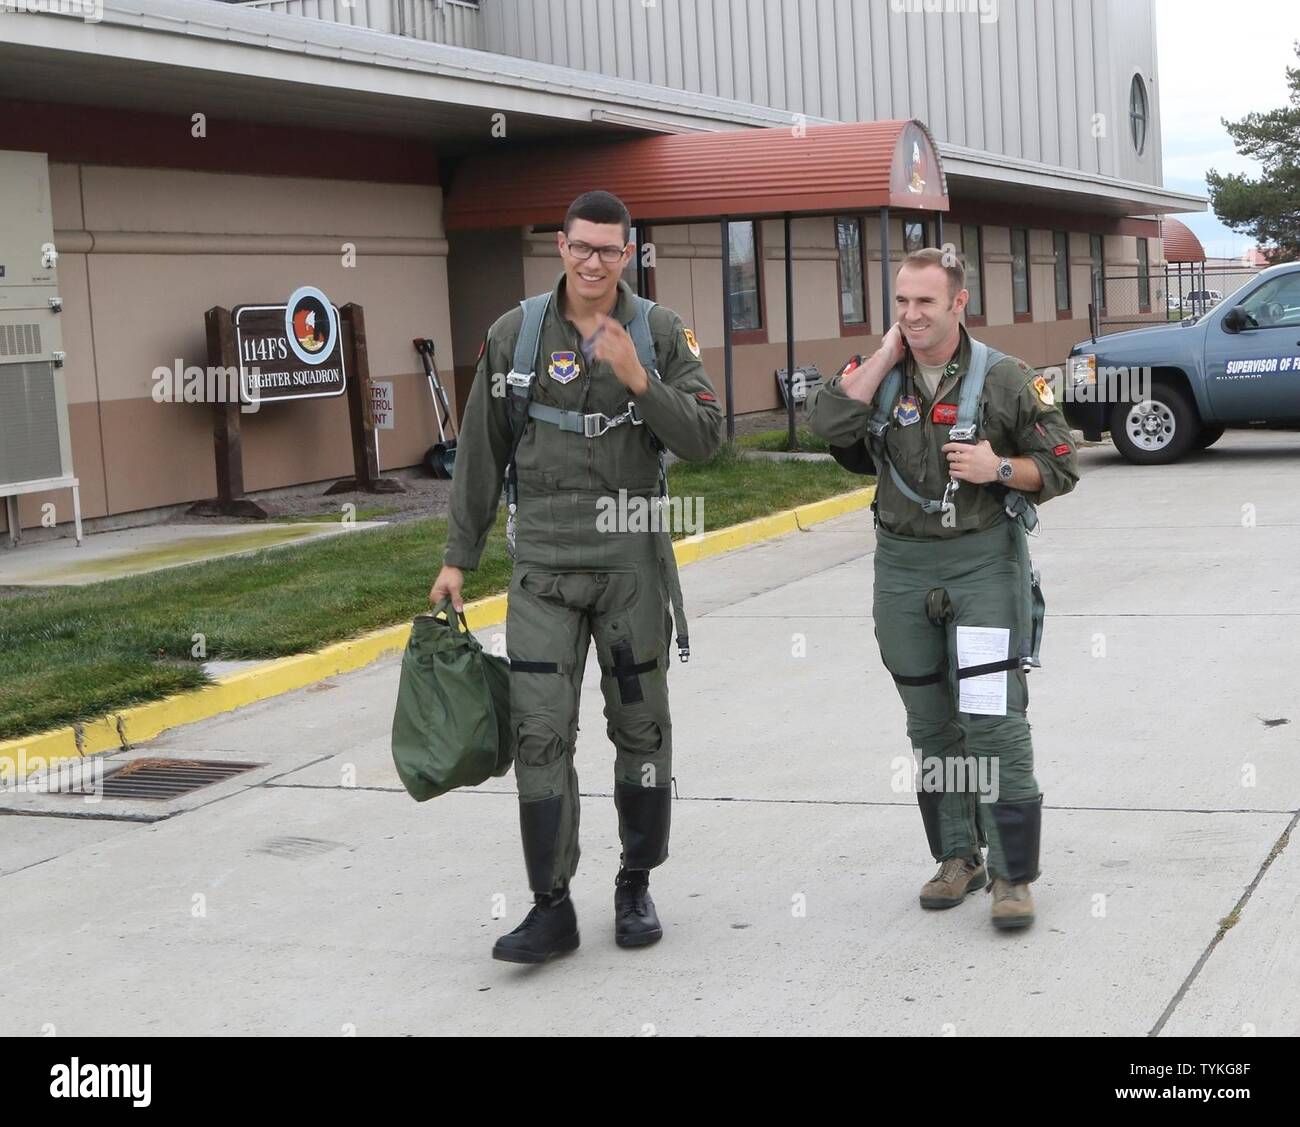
[635,215,1161,415]
[5,162,453,532]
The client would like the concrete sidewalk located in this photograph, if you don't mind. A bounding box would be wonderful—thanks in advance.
[2,432,1298,1036]
[0,521,387,587]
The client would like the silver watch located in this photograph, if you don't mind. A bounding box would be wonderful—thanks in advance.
[997,457,1014,483]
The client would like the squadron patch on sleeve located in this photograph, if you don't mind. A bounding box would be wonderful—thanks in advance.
[1032,376,1055,407]
[1053,443,1071,457]
[696,392,716,402]
[683,327,702,359]
[477,339,486,362]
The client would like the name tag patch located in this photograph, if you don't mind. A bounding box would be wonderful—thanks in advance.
[931,403,958,426]
[1053,443,1071,457]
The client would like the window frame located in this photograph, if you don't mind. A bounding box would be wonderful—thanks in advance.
[1053,231,1073,320]
[1011,227,1033,324]
[1090,233,1108,316]
[834,215,871,337]
[1130,75,1149,156]
[903,219,929,255]
[726,220,767,345]
[961,223,986,328]
[1137,237,1151,312]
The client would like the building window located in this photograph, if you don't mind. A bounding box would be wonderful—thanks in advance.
[835,216,868,332]
[1053,231,1071,314]
[961,224,985,324]
[903,220,928,253]
[1137,237,1151,311]
[1090,234,1107,313]
[1130,75,1149,156]
[623,226,645,297]
[1011,228,1031,321]
[727,221,762,333]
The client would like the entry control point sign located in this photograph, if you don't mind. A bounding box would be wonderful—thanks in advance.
[234,286,347,405]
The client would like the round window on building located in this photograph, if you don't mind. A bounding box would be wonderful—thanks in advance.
[1130,74,1149,155]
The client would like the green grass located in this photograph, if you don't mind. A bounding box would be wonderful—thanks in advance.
[734,426,832,454]
[0,449,865,740]
[275,505,404,524]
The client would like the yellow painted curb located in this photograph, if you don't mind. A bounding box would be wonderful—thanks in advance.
[0,488,873,781]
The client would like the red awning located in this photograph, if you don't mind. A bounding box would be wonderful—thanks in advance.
[1161,217,1206,263]
[444,119,948,230]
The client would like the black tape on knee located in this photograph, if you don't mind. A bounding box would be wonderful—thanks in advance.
[607,641,654,705]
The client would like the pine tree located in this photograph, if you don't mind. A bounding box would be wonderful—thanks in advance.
[1205,42,1300,263]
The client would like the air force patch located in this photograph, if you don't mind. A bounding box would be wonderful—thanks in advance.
[548,351,580,385]
[894,395,921,426]
[1032,376,1055,407]
[683,327,701,359]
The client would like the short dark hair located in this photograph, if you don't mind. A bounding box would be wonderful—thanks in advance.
[564,191,631,245]
[899,247,966,299]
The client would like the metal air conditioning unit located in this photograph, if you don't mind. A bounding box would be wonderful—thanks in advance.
[0,149,81,545]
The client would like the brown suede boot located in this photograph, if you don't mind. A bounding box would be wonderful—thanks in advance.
[988,878,1035,929]
[919,855,987,909]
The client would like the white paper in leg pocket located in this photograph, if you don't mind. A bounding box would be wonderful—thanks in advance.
[956,626,1010,716]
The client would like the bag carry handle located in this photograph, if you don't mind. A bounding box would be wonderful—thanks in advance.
[431,596,469,633]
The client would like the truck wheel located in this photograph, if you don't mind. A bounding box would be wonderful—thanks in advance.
[1110,383,1198,464]
[1194,424,1226,451]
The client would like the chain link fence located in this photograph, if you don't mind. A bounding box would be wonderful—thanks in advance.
[1088,266,1263,337]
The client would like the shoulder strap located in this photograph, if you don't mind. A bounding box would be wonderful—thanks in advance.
[511,293,552,378]
[953,341,1007,436]
[868,365,905,439]
[629,297,659,373]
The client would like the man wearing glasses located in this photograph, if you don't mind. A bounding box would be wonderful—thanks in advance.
[430,191,723,963]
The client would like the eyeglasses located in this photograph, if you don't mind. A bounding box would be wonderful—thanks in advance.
[564,240,627,264]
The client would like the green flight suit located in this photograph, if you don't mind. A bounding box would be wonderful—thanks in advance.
[806,326,1079,882]
[445,276,723,894]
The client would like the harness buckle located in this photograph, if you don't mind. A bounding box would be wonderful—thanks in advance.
[627,401,644,425]
[941,479,959,511]
[948,424,977,442]
[583,412,612,438]
[506,371,534,390]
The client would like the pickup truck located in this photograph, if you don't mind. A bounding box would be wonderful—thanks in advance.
[1065,261,1300,464]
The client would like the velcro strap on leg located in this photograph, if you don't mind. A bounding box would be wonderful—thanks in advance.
[606,643,654,705]
[890,669,946,687]
[510,660,562,674]
[599,658,659,677]
[956,657,1021,679]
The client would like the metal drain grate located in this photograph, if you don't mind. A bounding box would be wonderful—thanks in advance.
[59,758,259,800]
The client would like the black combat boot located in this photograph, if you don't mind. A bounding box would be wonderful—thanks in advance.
[614,867,663,948]
[492,887,580,964]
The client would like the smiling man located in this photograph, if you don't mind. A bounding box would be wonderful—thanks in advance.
[430,191,722,963]
[806,248,1079,930]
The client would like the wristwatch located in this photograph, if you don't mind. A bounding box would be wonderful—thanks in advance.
[996,457,1014,483]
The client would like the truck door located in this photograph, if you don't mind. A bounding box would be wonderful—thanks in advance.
[1204,271,1300,421]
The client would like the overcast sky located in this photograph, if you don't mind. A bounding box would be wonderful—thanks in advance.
[1156,0,1298,257]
